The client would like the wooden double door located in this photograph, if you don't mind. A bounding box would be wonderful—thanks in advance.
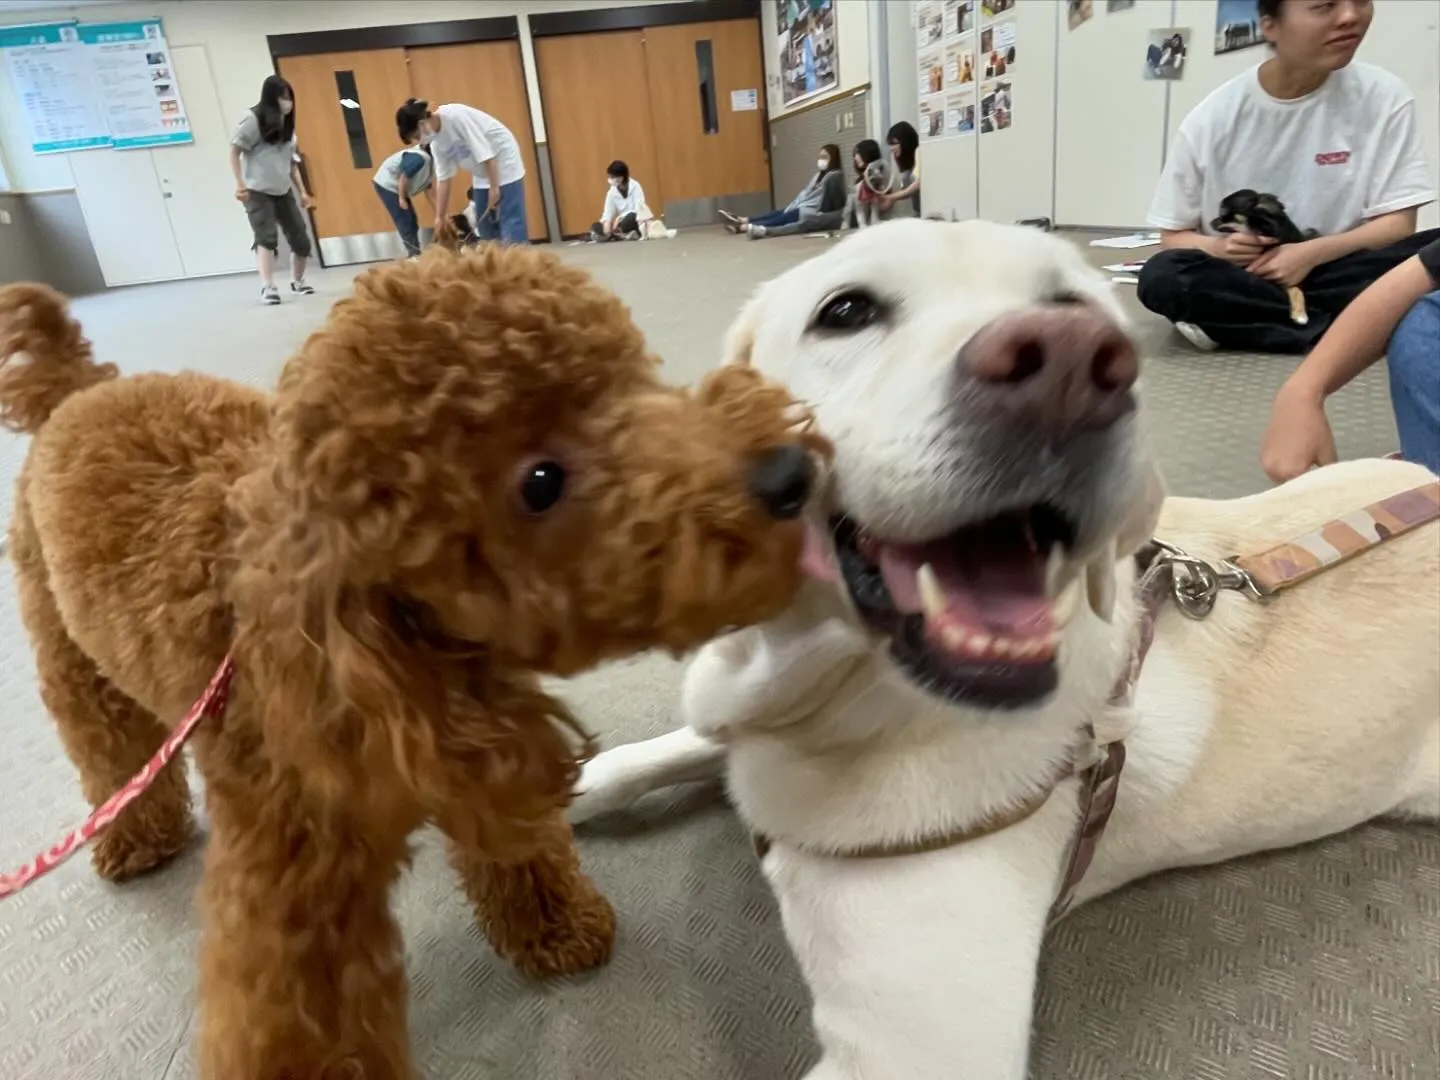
[278,40,545,257]
[536,18,770,237]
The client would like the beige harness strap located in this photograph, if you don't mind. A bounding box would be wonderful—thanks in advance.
[1233,481,1440,594]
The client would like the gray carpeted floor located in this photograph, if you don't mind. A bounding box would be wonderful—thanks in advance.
[0,229,1434,1080]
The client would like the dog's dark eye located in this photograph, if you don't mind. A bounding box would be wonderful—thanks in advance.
[519,461,566,514]
[813,290,885,332]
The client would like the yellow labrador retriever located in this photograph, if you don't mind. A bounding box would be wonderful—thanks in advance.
[572,219,1440,1080]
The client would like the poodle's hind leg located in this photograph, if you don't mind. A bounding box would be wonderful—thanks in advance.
[444,812,616,979]
[12,518,193,881]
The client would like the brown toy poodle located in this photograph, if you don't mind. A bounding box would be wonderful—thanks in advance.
[0,246,827,1079]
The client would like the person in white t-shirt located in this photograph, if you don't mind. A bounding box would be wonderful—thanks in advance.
[1139,0,1437,353]
[591,160,650,241]
[395,98,528,246]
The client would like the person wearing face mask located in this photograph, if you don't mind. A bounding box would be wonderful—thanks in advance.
[719,143,844,238]
[591,160,650,241]
[229,75,316,306]
[395,98,528,246]
[372,135,434,258]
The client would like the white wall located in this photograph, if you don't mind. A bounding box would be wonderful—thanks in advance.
[1055,0,1173,228]
[760,0,872,119]
[978,0,1058,224]
[0,0,670,194]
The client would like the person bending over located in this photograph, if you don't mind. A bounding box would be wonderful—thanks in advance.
[396,98,528,246]
[592,160,650,241]
[720,143,842,238]
[1138,0,1435,353]
[372,138,433,257]
[1262,236,1440,478]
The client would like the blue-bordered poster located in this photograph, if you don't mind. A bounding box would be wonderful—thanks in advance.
[0,21,111,153]
[79,20,193,149]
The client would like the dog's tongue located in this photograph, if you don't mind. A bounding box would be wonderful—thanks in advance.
[877,530,1052,643]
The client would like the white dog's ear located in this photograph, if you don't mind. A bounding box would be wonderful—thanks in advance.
[721,294,763,368]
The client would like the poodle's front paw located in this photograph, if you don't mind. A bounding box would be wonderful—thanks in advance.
[498,877,617,979]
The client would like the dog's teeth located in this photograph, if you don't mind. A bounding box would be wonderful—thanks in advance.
[970,631,992,656]
[916,562,947,624]
[942,624,966,653]
[1086,548,1118,624]
[1051,577,1081,628]
[1044,547,1066,598]
[991,636,1013,658]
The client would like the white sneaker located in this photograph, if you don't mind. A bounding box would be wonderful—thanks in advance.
[747,224,767,239]
[1173,321,1218,352]
[260,285,281,306]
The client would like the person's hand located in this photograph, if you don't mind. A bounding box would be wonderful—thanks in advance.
[1248,241,1319,288]
[1260,380,1337,483]
[398,194,411,211]
[1209,231,1277,267]
[299,193,317,210]
[234,186,249,203]
[485,187,501,216]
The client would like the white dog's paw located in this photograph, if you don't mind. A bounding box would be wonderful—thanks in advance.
[568,755,649,824]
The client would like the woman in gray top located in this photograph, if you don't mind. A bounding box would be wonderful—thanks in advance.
[719,143,843,238]
[228,75,316,306]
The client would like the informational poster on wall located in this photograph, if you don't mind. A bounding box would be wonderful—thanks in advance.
[776,0,837,107]
[978,5,1017,135]
[80,20,193,149]
[0,22,110,154]
[916,0,979,142]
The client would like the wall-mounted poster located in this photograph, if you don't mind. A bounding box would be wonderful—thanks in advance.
[776,0,837,106]
[917,0,979,142]
[0,21,110,153]
[80,20,192,148]
[1214,0,1265,55]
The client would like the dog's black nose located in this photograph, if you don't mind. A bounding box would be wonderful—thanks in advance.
[748,444,813,520]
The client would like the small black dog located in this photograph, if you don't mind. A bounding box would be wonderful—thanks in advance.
[1212,189,1318,324]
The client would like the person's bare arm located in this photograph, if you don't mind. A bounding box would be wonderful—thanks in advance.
[483,158,501,214]
[229,145,246,201]
[1260,254,1435,482]
[1294,206,1418,266]
[290,163,314,208]
[433,177,452,226]
[396,172,411,210]
[1161,228,1277,265]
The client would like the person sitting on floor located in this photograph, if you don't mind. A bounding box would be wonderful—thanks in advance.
[591,160,650,241]
[1137,0,1436,354]
[719,143,843,238]
[878,121,921,219]
[1261,234,1440,478]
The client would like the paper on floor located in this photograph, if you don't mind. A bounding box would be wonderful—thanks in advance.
[1090,232,1161,249]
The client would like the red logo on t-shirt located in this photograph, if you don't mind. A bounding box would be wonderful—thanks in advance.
[1315,150,1351,165]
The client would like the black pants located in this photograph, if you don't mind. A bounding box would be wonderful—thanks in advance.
[1137,228,1440,353]
[591,212,638,239]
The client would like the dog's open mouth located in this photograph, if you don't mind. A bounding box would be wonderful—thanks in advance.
[822,506,1098,709]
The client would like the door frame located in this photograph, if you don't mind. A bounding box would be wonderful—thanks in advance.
[266,16,543,265]
[529,0,773,228]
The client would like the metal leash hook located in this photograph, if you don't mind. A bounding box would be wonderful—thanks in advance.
[1150,540,1271,620]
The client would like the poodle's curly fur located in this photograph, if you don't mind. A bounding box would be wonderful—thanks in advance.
[0,249,826,1079]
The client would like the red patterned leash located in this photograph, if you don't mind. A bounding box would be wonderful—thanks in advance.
[0,656,236,900]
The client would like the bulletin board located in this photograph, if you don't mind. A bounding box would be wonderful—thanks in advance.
[0,18,193,155]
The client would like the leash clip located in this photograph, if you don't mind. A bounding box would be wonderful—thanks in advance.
[1151,541,1271,620]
